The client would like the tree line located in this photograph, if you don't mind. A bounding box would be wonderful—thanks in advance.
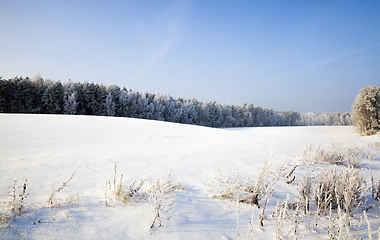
[0,76,352,128]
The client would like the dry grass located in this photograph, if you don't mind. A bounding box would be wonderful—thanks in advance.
[1,142,380,238]
[1,172,79,230]
[109,165,186,232]
[246,205,257,240]
[44,170,77,208]
[114,176,146,204]
[106,163,147,206]
[232,142,380,239]
[300,142,379,168]
[148,170,178,232]
[0,178,28,228]
[371,170,380,201]
[268,162,376,239]
[314,166,367,216]
[208,146,292,229]
[298,169,313,213]
[208,146,290,209]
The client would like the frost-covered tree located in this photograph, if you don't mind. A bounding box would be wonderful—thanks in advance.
[105,92,116,116]
[63,79,78,115]
[94,84,108,116]
[0,78,8,112]
[117,88,129,117]
[41,80,63,114]
[0,77,354,128]
[126,90,140,117]
[8,77,39,113]
[82,82,97,115]
[352,85,380,134]
[151,93,166,121]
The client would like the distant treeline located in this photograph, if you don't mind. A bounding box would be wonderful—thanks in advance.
[0,77,352,127]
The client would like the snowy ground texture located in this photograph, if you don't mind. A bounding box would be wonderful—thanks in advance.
[1,114,380,239]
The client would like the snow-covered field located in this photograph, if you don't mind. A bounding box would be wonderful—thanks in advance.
[0,114,379,239]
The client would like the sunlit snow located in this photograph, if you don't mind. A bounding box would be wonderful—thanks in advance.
[0,114,379,239]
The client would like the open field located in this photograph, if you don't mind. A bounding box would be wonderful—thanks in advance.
[0,114,379,239]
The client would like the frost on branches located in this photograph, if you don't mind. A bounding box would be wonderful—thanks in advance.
[352,85,380,135]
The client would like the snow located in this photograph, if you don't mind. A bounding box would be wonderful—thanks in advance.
[0,113,379,239]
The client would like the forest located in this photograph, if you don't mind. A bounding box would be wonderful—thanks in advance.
[0,76,352,128]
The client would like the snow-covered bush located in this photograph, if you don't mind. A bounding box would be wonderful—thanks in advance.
[370,170,380,201]
[300,143,378,168]
[314,166,367,216]
[352,85,380,135]
[148,170,179,231]
[298,169,313,213]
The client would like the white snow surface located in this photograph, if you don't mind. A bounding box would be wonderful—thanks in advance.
[0,114,379,239]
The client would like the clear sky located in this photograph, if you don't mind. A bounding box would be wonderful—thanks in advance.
[1,0,379,113]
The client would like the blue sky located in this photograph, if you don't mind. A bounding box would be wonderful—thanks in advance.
[1,0,379,113]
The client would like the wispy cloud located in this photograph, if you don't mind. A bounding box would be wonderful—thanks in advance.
[133,0,193,80]
[268,42,380,83]
[143,24,180,70]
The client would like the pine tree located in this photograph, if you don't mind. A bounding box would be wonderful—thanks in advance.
[105,92,116,116]
[63,79,78,115]
[106,84,121,117]
[41,80,63,114]
[0,78,11,112]
[10,77,39,113]
[117,88,129,117]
